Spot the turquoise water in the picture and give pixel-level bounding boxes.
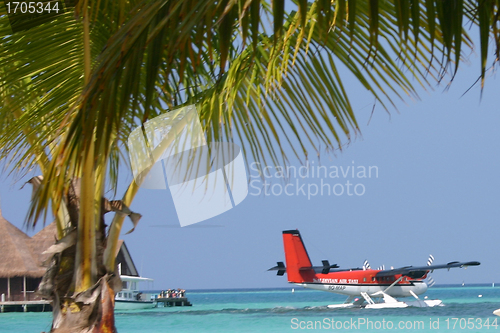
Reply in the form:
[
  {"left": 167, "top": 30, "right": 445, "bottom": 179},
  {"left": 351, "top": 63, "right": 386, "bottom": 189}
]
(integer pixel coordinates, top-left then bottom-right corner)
[{"left": 3, "top": 285, "right": 500, "bottom": 332}]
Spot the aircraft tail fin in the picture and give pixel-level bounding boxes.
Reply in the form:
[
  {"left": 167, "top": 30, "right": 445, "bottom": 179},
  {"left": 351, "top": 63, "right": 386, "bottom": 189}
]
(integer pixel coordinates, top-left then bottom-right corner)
[{"left": 282, "top": 230, "right": 315, "bottom": 283}]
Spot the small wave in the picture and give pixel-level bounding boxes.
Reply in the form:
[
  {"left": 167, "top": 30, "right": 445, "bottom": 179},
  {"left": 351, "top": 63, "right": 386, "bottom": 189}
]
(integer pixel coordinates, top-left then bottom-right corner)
[
  {"left": 270, "top": 306, "right": 298, "bottom": 313},
  {"left": 116, "top": 304, "right": 360, "bottom": 318}
]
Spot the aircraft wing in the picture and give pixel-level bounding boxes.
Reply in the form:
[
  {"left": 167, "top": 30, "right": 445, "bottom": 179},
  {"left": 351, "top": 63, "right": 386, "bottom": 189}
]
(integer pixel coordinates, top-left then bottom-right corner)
[{"left": 376, "top": 261, "right": 480, "bottom": 279}]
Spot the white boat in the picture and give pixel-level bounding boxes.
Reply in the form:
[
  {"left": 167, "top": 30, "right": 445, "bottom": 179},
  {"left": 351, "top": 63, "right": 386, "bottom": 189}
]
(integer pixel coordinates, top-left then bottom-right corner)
[{"left": 115, "top": 275, "right": 156, "bottom": 310}]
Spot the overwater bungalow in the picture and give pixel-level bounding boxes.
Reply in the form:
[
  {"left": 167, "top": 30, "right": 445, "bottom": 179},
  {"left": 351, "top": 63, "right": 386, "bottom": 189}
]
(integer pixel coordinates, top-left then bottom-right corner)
[
  {"left": 0, "top": 208, "right": 46, "bottom": 303},
  {"left": 0, "top": 208, "right": 154, "bottom": 311}
]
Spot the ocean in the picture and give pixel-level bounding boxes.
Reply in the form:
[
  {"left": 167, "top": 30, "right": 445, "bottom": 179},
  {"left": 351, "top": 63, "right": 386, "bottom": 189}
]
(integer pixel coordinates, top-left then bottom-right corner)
[{"left": 2, "top": 285, "right": 500, "bottom": 332}]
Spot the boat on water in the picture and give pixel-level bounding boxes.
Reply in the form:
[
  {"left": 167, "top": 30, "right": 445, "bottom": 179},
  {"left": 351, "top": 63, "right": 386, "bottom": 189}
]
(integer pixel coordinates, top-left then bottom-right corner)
[{"left": 115, "top": 275, "right": 155, "bottom": 310}]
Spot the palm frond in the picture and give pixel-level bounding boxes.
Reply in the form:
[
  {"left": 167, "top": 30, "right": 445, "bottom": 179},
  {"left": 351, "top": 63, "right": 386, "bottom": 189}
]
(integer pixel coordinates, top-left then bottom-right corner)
[{"left": 0, "top": 0, "right": 499, "bottom": 241}]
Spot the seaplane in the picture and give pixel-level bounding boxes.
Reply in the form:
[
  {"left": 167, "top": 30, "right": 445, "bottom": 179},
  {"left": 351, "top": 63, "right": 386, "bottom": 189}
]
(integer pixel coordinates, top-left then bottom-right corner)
[{"left": 269, "top": 230, "right": 480, "bottom": 309}]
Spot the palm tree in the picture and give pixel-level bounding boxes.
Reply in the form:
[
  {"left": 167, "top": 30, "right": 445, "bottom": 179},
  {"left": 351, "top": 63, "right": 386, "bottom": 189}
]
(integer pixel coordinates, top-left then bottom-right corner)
[{"left": 1, "top": 1, "right": 499, "bottom": 332}]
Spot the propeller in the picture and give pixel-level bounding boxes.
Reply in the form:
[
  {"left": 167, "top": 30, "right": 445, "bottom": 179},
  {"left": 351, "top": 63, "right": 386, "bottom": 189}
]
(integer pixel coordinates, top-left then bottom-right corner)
[
  {"left": 427, "top": 276, "right": 436, "bottom": 287},
  {"left": 425, "top": 254, "right": 436, "bottom": 287}
]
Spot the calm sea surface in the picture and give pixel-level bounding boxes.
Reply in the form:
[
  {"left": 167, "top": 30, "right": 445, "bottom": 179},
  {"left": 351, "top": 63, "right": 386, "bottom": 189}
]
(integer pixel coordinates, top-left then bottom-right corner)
[{"left": 3, "top": 285, "right": 500, "bottom": 332}]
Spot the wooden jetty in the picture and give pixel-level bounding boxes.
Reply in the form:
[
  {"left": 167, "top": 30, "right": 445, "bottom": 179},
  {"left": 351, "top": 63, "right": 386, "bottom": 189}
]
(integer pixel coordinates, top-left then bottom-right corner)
[
  {"left": 155, "top": 297, "right": 192, "bottom": 307},
  {"left": 0, "top": 300, "right": 52, "bottom": 312}
]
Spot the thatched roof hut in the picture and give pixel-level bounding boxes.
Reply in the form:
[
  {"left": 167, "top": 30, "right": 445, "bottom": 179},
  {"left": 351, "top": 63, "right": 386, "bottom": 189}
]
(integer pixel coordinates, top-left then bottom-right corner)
[
  {"left": 0, "top": 209, "right": 45, "bottom": 278},
  {"left": 0, "top": 209, "right": 139, "bottom": 302},
  {"left": 30, "top": 221, "right": 58, "bottom": 267}
]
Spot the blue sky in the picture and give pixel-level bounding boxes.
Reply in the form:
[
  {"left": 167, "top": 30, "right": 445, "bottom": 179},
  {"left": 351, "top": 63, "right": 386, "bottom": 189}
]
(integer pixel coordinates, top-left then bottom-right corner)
[{"left": 1, "top": 37, "right": 499, "bottom": 291}]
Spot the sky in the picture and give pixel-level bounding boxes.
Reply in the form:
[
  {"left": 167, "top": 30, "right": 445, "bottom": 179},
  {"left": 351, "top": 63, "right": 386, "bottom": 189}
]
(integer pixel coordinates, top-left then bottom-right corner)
[{"left": 1, "top": 35, "right": 499, "bottom": 292}]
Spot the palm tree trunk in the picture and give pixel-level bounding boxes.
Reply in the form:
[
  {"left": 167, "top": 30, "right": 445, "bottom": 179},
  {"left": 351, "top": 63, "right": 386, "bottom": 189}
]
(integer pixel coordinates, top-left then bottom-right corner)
[
  {"left": 37, "top": 181, "right": 121, "bottom": 333},
  {"left": 50, "top": 274, "right": 117, "bottom": 333}
]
